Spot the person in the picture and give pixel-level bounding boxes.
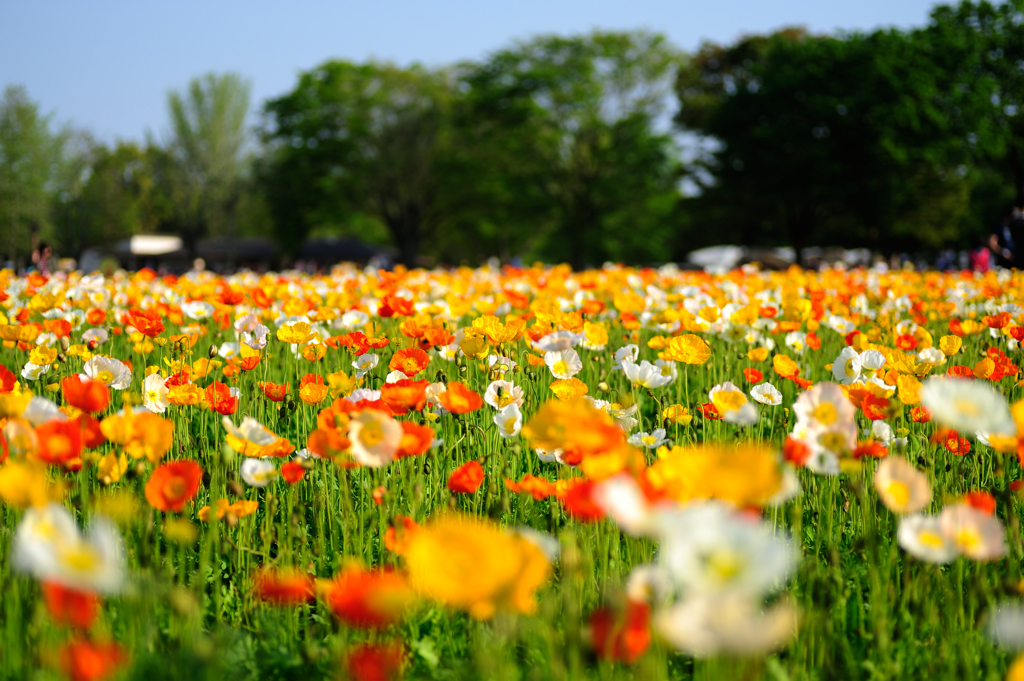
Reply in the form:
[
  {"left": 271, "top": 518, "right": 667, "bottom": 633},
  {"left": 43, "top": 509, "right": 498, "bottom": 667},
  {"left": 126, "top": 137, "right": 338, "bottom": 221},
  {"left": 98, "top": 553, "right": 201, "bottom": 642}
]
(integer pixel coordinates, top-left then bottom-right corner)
[
  {"left": 991, "top": 206, "right": 1016, "bottom": 267},
  {"left": 31, "top": 241, "right": 53, "bottom": 277},
  {"left": 970, "top": 235, "right": 992, "bottom": 273}
]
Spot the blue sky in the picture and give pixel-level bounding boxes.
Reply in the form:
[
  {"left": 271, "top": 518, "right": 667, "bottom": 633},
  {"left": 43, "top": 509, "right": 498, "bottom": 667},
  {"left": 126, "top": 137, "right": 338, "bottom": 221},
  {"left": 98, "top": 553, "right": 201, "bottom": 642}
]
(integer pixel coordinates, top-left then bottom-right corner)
[{"left": 2, "top": 0, "right": 941, "bottom": 143}]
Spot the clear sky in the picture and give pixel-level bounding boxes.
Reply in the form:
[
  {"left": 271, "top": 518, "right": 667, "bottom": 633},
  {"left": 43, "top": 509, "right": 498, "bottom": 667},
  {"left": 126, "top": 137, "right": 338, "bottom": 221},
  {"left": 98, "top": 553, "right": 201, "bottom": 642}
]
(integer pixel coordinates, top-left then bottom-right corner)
[{"left": 2, "top": 0, "right": 941, "bottom": 144}]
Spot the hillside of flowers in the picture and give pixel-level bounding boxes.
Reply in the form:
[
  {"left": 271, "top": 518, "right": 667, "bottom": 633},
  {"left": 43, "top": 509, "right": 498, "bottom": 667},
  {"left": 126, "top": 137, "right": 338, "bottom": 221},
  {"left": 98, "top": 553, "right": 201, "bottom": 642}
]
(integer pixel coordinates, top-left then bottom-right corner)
[{"left": 4, "top": 262, "right": 1024, "bottom": 680}]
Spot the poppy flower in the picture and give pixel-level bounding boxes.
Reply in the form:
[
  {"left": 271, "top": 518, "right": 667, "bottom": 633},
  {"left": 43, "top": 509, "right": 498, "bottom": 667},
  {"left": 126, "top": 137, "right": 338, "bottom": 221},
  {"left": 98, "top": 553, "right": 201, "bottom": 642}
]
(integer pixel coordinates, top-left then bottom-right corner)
[
  {"left": 62, "top": 375, "right": 110, "bottom": 413},
  {"left": 380, "top": 379, "right": 429, "bottom": 415},
  {"left": 385, "top": 516, "right": 419, "bottom": 554},
  {"left": 438, "top": 382, "right": 483, "bottom": 414},
  {"left": 253, "top": 568, "right": 315, "bottom": 605},
  {"left": 299, "top": 374, "right": 329, "bottom": 405},
  {"left": 36, "top": 421, "right": 83, "bottom": 465},
  {"left": 561, "top": 479, "right": 604, "bottom": 522},
  {"left": 324, "top": 565, "right": 416, "bottom": 629},
  {"left": 0, "top": 364, "right": 15, "bottom": 393},
  {"left": 259, "top": 381, "right": 290, "bottom": 402},
  {"left": 782, "top": 437, "right": 810, "bottom": 467},
  {"left": 743, "top": 368, "right": 763, "bottom": 383},
  {"left": 72, "top": 413, "right": 106, "bottom": 449},
  {"left": 396, "top": 422, "right": 434, "bottom": 458},
  {"left": 698, "top": 402, "right": 721, "bottom": 420},
  {"left": 145, "top": 460, "right": 203, "bottom": 512},
  {"left": 963, "top": 490, "right": 996, "bottom": 515},
  {"left": 379, "top": 293, "right": 415, "bottom": 317},
  {"left": 85, "top": 309, "right": 106, "bottom": 325},
  {"left": 447, "top": 460, "right": 485, "bottom": 494},
  {"left": 42, "top": 581, "right": 99, "bottom": 629},
  {"left": 123, "top": 308, "right": 164, "bottom": 337},
  {"left": 345, "top": 642, "right": 405, "bottom": 681},
  {"left": 59, "top": 639, "right": 127, "bottom": 681},
  {"left": 589, "top": 599, "right": 651, "bottom": 664},
  {"left": 389, "top": 348, "right": 430, "bottom": 377},
  {"left": 280, "top": 460, "right": 306, "bottom": 484},
  {"left": 205, "top": 381, "right": 238, "bottom": 415},
  {"left": 909, "top": 406, "right": 932, "bottom": 423}
]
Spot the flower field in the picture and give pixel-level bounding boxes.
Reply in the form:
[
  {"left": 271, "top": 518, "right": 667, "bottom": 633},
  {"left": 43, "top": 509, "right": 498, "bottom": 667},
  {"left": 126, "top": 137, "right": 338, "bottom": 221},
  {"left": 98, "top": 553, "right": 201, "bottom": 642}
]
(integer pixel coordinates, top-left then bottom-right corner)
[{"left": 4, "top": 263, "right": 1024, "bottom": 680}]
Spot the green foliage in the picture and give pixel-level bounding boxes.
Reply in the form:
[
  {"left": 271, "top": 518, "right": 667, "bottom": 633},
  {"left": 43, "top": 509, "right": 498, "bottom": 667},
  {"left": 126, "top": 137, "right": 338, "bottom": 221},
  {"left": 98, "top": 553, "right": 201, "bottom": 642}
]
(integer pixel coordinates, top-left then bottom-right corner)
[{"left": 0, "top": 85, "right": 64, "bottom": 264}]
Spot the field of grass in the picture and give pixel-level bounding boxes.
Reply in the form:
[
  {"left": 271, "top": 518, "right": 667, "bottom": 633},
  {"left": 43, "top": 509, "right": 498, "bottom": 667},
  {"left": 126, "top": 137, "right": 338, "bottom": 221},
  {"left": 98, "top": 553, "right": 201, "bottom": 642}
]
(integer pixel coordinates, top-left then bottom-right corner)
[{"left": 1, "top": 263, "right": 1024, "bottom": 681}]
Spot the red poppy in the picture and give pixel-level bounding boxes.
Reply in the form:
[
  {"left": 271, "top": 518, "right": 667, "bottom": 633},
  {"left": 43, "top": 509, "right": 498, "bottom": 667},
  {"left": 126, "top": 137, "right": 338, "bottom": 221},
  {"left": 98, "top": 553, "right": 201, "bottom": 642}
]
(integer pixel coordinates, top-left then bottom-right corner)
[
  {"left": 253, "top": 568, "right": 315, "bottom": 605},
  {"left": 589, "top": 599, "right": 651, "bottom": 664},
  {"left": 844, "top": 330, "right": 861, "bottom": 346},
  {"left": 698, "top": 402, "right": 721, "bottom": 420},
  {"left": 0, "top": 364, "right": 16, "bottom": 393},
  {"left": 72, "top": 413, "right": 105, "bottom": 449},
  {"left": 946, "top": 365, "right": 974, "bottom": 378},
  {"left": 324, "top": 566, "right": 414, "bottom": 629},
  {"left": 438, "top": 382, "right": 483, "bottom": 414},
  {"left": 144, "top": 461, "right": 203, "bottom": 512},
  {"left": 42, "top": 582, "right": 99, "bottom": 629},
  {"left": 782, "top": 437, "right": 810, "bottom": 467},
  {"left": 85, "top": 309, "right": 106, "bottom": 326},
  {"left": 62, "top": 375, "right": 110, "bottom": 413},
  {"left": 942, "top": 432, "right": 971, "bottom": 455},
  {"left": 742, "top": 368, "right": 763, "bottom": 383},
  {"left": 963, "top": 490, "right": 996, "bottom": 515},
  {"left": 345, "top": 642, "right": 405, "bottom": 681},
  {"left": 983, "top": 312, "right": 1012, "bottom": 329},
  {"left": 447, "top": 460, "right": 485, "bottom": 494},
  {"left": 852, "top": 440, "right": 888, "bottom": 459},
  {"left": 205, "top": 381, "right": 238, "bottom": 415},
  {"left": 379, "top": 294, "right": 415, "bottom": 317},
  {"left": 217, "top": 289, "right": 245, "bottom": 306},
  {"left": 561, "top": 479, "right": 604, "bottom": 522},
  {"left": 806, "top": 332, "right": 821, "bottom": 350},
  {"left": 43, "top": 318, "right": 72, "bottom": 339},
  {"left": 280, "top": 460, "right": 306, "bottom": 484},
  {"left": 506, "top": 475, "right": 558, "bottom": 501},
  {"left": 59, "top": 639, "right": 127, "bottom": 681}
]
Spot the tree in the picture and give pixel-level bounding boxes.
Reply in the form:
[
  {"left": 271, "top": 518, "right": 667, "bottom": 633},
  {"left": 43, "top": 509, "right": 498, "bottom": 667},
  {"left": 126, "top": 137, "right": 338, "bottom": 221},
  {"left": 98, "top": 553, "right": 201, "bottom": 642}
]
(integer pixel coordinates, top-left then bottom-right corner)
[
  {"left": 674, "top": 28, "right": 977, "bottom": 255},
  {"left": 455, "top": 31, "right": 684, "bottom": 267},
  {"left": 261, "top": 61, "right": 451, "bottom": 266},
  {"left": 0, "top": 85, "right": 62, "bottom": 265},
  {"left": 166, "top": 72, "right": 252, "bottom": 255},
  {"left": 923, "top": 1, "right": 1024, "bottom": 206}
]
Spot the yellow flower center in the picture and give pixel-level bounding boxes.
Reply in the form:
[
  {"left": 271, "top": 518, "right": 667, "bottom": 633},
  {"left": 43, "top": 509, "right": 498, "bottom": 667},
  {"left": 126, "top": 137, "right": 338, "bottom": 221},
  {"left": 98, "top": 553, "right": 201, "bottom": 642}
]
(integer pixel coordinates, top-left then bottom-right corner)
[
  {"left": 844, "top": 358, "right": 858, "bottom": 377},
  {"left": 552, "top": 360, "right": 568, "bottom": 375},
  {"left": 361, "top": 420, "right": 384, "bottom": 447},
  {"left": 504, "top": 417, "right": 518, "bottom": 432},
  {"left": 705, "top": 549, "right": 744, "bottom": 582},
  {"left": 918, "top": 530, "right": 945, "bottom": 548},
  {"left": 954, "top": 527, "right": 982, "bottom": 552},
  {"left": 60, "top": 546, "right": 99, "bottom": 572},
  {"left": 885, "top": 481, "right": 910, "bottom": 508},
  {"left": 97, "top": 370, "right": 114, "bottom": 384},
  {"left": 953, "top": 399, "right": 981, "bottom": 418},
  {"left": 818, "top": 430, "right": 847, "bottom": 453},
  {"left": 812, "top": 402, "right": 838, "bottom": 425}
]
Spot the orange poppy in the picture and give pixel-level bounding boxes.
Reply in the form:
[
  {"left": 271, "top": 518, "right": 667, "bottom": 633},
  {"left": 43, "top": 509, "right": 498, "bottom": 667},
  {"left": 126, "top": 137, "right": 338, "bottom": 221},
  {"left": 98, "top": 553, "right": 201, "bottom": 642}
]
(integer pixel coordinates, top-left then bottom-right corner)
[
  {"left": 122, "top": 308, "right": 164, "bottom": 337},
  {"left": 253, "top": 568, "right": 314, "bottom": 605},
  {"left": 384, "top": 516, "right": 419, "bottom": 555},
  {"left": 380, "top": 379, "right": 428, "bottom": 415},
  {"left": 782, "top": 437, "right": 810, "bottom": 467},
  {"left": 439, "top": 382, "right": 483, "bottom": 414},
  {"left": 396, "top": 422, "right": 433, "bottom": 458},
  {"left": 42, "top": 581, "right": 99, "bottom": 629},
  {"left": 910, "top": 406, "right": 933, "bottom": 423},
  {"left": 505, "top": 475, "right": 558, "bottom": 501},
  {"left": 85, "top": 309, "right": 106, "bottom": 325},
  {"left": 388, "top": 348, "right": 431, "bottom": 377},
  {"left": 144, "top": 460, "right": 203, "bottom": 512},
  {"left": 447, "top": 460, "right": 485, "bottom": 494},
  {"left": 43, "top": 318, "right": 72, "bottom": 338},
  {"left": 379, "top": 294, "right": 415, "bottom": 317},
  {"left": 36, "top": 421, "right": 83, "bottom": 465},
  {"left": 259, "top": 381, "right": 290, "bottom": 402},
  {"left": 62, "top": 375, "right": 110, "bottom": 413}
]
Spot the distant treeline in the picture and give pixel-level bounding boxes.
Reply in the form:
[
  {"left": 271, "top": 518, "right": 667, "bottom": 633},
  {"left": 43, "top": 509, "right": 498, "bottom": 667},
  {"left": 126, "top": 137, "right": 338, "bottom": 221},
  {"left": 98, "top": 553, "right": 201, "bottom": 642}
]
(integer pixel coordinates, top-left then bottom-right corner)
[{"left": 2, "top": 0, "right": 1022, "bottom": 268}]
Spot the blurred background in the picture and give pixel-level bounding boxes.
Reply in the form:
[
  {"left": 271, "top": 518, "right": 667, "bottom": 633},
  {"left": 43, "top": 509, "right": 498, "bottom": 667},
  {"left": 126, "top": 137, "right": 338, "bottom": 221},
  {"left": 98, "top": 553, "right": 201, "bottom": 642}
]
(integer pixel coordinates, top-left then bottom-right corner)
[{"left": 1, "top": 0, "right": 1021, "bottom": 273}]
